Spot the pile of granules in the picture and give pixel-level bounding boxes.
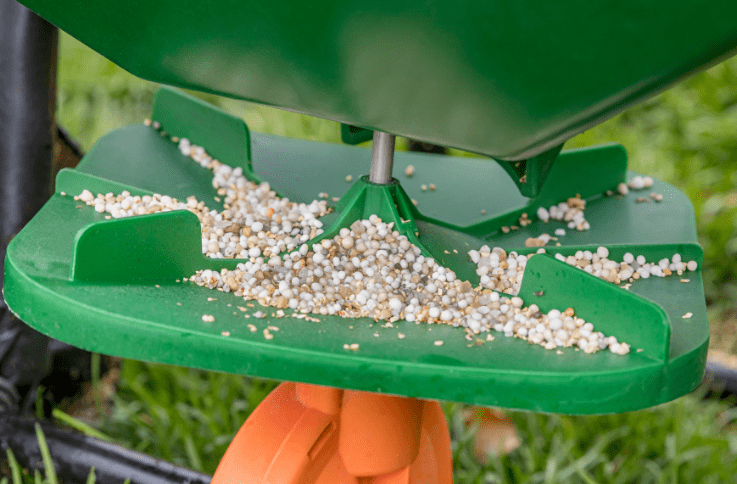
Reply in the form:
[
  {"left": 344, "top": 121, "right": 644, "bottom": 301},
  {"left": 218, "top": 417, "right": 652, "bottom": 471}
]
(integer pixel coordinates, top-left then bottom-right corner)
[
  {"left": 190, "top": 215, "right": 630, "bottom": 354},
  {"left": 75, "top": 136, "right": 330, "bottom": 260}
]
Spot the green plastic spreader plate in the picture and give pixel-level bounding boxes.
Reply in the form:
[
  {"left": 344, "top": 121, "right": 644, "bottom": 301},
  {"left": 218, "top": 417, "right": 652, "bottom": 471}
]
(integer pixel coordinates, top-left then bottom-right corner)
[
  {"left": 3, "top": 92, "right": 707, "bottom": 414},
  {"left": 18, "top": 0, "right": 737, "bottom": 160}
]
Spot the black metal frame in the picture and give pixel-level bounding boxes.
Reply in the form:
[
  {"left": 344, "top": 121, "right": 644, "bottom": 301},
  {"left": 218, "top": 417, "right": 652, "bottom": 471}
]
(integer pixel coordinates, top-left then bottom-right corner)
[{"left": 0, "top": 0, "right": 57, "bottom": 415}]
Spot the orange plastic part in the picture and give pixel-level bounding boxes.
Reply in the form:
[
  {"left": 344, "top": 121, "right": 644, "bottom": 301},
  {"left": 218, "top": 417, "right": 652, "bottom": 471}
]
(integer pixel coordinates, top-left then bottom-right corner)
[{"left": 212, "top": 382, "right": 452, "bottom": 484}]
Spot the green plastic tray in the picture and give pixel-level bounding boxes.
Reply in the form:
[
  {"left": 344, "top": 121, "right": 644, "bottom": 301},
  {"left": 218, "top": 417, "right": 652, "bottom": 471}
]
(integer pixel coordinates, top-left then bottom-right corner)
[{"left": 3, "top": 90, "right": 707, "bottom": 414}]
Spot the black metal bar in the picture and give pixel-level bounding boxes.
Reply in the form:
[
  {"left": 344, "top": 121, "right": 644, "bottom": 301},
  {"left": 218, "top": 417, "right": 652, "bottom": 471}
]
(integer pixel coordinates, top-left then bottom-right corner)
[
  {"left": 0, "top": 414, "right": 212, "bottom": 484},
  {"left": 704, "top": 361, "right": 737, "bottom": 397},
  {"left": 0, "top": 0, "right": 58, "bottom": 413}
]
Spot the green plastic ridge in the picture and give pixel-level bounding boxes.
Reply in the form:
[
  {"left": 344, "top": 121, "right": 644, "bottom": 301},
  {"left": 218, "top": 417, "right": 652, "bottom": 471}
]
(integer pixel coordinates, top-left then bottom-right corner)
[
  {"left": 519, "top": 254, "right": 670, "bottom": 362},
  {"left": 56, "top": 169, "right": 154, "bottom": 198},
  {"left": 72, "top": 210, "right": 205, "bottom": 283},
  {"left": 152, "top": 87, "right": 263, "bottom": 186},
  {"left": 458, "top": 144, "right": 628, "bottom": 237}
]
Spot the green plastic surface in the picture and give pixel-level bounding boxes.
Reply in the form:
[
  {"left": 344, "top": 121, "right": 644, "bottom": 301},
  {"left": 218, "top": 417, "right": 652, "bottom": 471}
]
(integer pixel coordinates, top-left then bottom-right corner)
[
  {"left": 3, "top": 90, "right": 708, "bottom": 414},
  {"left": 17, "top": 0, "right": 737, "bottom": 160}
]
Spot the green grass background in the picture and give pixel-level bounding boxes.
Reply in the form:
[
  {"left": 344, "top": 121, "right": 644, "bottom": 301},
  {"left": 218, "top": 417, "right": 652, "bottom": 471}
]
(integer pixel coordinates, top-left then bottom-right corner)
[{"left": 29, "top": 32, "right": 737, "bottom": 482}]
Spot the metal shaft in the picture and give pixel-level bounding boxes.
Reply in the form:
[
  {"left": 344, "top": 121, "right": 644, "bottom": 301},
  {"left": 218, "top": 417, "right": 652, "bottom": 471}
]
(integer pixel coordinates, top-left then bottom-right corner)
[{"left": 369, "top": 131, "right": 396, "bottom": 184}]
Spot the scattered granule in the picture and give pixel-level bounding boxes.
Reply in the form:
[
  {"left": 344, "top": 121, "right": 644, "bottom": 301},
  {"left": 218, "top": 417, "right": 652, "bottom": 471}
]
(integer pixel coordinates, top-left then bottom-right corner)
[
  {"left": 628, "top": 175, "right": 654, "bottom": 190},
  {"left": 681, "top": 279, "right": 690, "bottom": 283},
  {"left": 345, "top": 175, "right": 353, "bottom": 182},
  {"left": 267, "top": 325, "right": 280, "bottom": 331},
  {"left": 207, "top": 297, "right": 218, "bottom": 301},
  {"left": 525, "top": 237, "right": 547, "bottom": 248},
  {"left": 398, "top": 333, "right": 405, "bottom": 339},
  {"left": 683, "top": 312, "right": 693, "bottom": 319},
  {"left": 518, "top": 213, "right": 531, "bottom": 227},
  {"left": 202, "top": 314, "right": 215, "bottom": 322},
  {"left": 221, "top": 331, "right": 231, "bottom": 337},
  {"left": 404, "top": 165, "right": 415, "bottom": 177},
  {"left": 248, "top": 324, "right": 257, "bottom": 332},
  {"left": 429, "top": 184, "right": 437, "bottom": 191},
  {"left": 434, "top": 340, "right": 444, "bottom": 346}
]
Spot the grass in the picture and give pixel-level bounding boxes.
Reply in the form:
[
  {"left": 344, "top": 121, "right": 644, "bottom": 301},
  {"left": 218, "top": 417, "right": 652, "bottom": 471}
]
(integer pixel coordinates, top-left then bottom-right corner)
[
  {"left": 9, "top": 375, "right": 737, "bottom": 483},
  {"left": 15, "top": 32, "right": 733, "bottom": 483},
  {"left": 2, "top": 424, "right": 96, "bottom": 484}
]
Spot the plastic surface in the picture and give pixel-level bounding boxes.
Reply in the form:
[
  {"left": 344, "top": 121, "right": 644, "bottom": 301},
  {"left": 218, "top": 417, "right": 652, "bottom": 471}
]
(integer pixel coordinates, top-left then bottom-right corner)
[
  {"left": 3, "top": 90, "right": 708, "bottom": 414},
  {"left": 16, "top": 0, "right": 737, "bottom": 160},
  {"left": 211, "top": 382, "right": 452, "bottom": 484}
]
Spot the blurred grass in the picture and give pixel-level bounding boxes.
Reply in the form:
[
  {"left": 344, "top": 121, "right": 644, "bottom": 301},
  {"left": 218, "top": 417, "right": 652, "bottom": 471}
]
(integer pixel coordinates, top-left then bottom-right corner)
[{"left": 53, "top": 32, "right": 737, "bottom": 482}]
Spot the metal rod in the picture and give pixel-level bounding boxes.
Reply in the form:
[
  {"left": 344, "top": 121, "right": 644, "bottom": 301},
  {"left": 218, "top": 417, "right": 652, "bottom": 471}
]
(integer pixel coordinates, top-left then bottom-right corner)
[{"left": 369, "top": 131, "right": 396, "bottom": 184}]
